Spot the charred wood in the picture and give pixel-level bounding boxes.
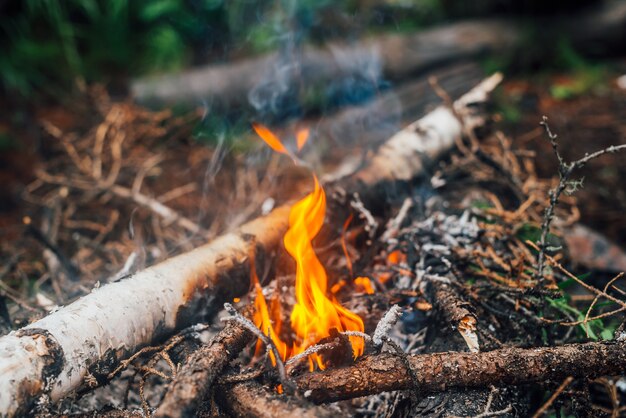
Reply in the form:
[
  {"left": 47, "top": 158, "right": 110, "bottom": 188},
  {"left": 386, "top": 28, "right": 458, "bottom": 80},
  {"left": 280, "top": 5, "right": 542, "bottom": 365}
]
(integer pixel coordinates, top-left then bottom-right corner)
[
  {"left": 425, "top": 276, "right": 479, "bottom": 352},
  {"left": 154, "top": 308, "right": 255, "bottom": 418}
]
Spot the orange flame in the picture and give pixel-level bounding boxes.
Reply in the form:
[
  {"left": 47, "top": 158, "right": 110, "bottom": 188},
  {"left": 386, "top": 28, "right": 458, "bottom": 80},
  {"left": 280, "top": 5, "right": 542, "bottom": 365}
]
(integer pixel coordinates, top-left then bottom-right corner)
[
  {"left": 287, "top": 176, "right": 365, "bottom": 369},
  {"left": 296, "top": 128, "right": 310, "bottom": 151},
  {"left": 250, "top": 251, "right": 286, "bottom": 366},
  {"left": 252, "top": 123, "right": 311, "bottom": 158},
  {"left": 341, "top": 214, "right": 354, "bottom": 277},
  {"left": 252, "top": 124, "right": 364, "bottom": 371},
  {"left": 252, "top": 123, "right": 289, "bottom": 155}
]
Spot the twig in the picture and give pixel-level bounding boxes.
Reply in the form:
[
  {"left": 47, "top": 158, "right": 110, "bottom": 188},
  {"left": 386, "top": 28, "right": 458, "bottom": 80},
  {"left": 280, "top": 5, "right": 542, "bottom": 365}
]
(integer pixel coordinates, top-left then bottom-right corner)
[
  {"left": 535, "top": 116, "right": 626, "bottom": 283},
  {"left": 110, "top": 185, "right": 202, "bottom": 234},
  {"left": 221, "top": 303, "right": 292, "bottom": 393},
  {"left": 380, "top": 198, "right": 413, "bottom": 242},
  {"left": 372, "top": 305, "right": 403, "bottom": 347},
  {"left": 528, "top": 241, "right": 626, "bottom": 310},
  {"left": 531, "top": 376, "right": 574, "bottom": 418},
  {"left": 350, "top": 193, "right": 378, "bottom": 242}
]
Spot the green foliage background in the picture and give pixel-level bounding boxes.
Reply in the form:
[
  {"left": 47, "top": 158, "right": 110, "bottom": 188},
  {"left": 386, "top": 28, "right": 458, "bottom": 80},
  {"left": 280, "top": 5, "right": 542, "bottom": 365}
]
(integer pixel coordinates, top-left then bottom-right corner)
[
  {"left": 0, "top": 0, "right": 228, "bottom": 96},
  {"left": 0, "top": 0, "right": 448, "bottom": 98}
]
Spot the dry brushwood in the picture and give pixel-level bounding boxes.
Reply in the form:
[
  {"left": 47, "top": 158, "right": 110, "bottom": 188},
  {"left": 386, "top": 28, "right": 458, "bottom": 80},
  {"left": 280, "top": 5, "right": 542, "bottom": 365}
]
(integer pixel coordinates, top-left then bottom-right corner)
[
  {"left": 0, "top": 74, "right": 502, "bottom": 417},
  {"left": 535, "top": 116, "right": 626, "bottom": 283},
  {"left": 295, "top": 341, "right": 626, "bottom": 403}
]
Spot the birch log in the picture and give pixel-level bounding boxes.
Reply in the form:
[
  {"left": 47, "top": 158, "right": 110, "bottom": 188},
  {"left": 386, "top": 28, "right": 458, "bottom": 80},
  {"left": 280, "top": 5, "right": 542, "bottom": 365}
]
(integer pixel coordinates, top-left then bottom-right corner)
[
  {"left": 0, "top": 207, "right": 290, "bottom": 417},
  {"left": 0, "top": 74, "right": 501, "bottom": 417}
]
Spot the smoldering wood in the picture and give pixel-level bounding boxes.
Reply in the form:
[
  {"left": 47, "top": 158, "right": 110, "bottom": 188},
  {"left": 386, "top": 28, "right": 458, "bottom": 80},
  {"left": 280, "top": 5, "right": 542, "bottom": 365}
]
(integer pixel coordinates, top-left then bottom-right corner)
[
  {"left": 132, "top": 2, "right": 626, "bottom": 109},
  {"left": 295, "top": 341, "right": 626, "bottom": 403},
  {"left": 154, "top": 307, "right": 255, "bottom": 418},
  {"left": 0, "top": 75, "right": 502, "bottom": 417},
  {"left": 158, "top": 306, "right": 341, "bottom": 418},
  {"left": 218, "top": 381, "right": 342, "bottom": 418}
]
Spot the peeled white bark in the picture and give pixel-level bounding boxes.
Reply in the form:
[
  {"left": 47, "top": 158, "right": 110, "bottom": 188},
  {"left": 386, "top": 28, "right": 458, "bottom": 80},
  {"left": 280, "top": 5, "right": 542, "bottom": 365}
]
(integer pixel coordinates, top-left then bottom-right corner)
[
  {"left": 0, "top": 74, "right": 501, "bottom": 417},
  {"left": 350, "top": 72, "right": 502, "bottom": 187}
]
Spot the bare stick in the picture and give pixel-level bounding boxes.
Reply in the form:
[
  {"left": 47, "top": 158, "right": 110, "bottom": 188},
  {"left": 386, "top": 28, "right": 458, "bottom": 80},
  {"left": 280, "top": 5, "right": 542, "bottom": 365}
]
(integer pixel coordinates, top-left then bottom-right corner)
[
  {"left": 535, "top": 116, "right": 626, "bottom": 282},
  {"left": 531, "top": 376, "right": 574, "bottom": 418}
]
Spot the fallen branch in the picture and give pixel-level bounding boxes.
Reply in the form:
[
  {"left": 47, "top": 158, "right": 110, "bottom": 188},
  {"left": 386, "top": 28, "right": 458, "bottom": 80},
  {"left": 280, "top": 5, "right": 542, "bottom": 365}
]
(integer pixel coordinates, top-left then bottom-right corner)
[
  {"left": 295, "top": 341, "right": 626, "bottom": 403},
  {"left": 344, "top": 73, "right": 502, "bottom": 192},
  {"left": 0, "top": 75, "right": 502, "bottom": 417},
  {"left": 132, "top": 2, "right": 626, "bottom": 109},
  {"left": 131, "top": 21, "right": 513, "bottom": 109},
  {"left": 154, "top": 307, "right": 254, "bottom": 418}
]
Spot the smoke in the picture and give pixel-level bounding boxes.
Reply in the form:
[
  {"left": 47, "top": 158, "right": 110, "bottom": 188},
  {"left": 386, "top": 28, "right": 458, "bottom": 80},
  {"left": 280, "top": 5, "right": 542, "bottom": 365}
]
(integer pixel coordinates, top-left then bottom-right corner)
[{"left": 247, "top": 5, "right": 388, "bottom": 126}]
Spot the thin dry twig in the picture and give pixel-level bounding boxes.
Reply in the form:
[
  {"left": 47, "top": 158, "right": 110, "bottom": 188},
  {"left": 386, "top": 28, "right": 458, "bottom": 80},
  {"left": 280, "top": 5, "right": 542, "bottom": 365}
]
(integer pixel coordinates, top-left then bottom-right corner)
[
  {"left": 531, "top": 376, "right": 574, "bottom": 418},
  {"left": 221, "top": 303, "right": 292, "bottom": 392},
  {"left": 535, "top": 116, "right": 626, "bottom": 283}
]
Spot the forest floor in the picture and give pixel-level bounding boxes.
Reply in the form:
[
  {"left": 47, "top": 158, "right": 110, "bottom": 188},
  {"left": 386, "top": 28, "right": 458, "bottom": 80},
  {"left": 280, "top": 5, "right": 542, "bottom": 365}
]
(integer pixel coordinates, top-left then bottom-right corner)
[{"left": 1, "top": 66, "right": 626, "bottom": 416}]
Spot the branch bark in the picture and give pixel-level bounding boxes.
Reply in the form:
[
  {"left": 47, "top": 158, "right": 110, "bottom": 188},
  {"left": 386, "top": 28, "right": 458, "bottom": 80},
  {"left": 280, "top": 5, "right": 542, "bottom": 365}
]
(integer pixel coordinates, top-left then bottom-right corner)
[
  {"left": 295, "top": 341, "right": 626, "bottom": 403},
  {"left": 0, "top": 75, "right": 502, "bottom": 417}
]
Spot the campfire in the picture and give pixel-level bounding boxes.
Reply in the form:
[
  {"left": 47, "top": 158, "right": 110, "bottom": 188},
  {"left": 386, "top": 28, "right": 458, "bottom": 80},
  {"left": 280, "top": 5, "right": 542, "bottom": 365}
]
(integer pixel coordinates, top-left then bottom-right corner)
[
  {"left": 2, "top": 9, "right": 626, "bottom": 413},
  {"left": 251, "top": 123, "right": 365, "bottom": 374}
]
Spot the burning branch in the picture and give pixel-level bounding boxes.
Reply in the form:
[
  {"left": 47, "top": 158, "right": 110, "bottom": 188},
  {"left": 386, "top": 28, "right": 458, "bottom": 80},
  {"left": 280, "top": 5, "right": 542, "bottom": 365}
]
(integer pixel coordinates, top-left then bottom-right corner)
[{"left": 0, "top": 207, "right": 290, "bottom": 417}]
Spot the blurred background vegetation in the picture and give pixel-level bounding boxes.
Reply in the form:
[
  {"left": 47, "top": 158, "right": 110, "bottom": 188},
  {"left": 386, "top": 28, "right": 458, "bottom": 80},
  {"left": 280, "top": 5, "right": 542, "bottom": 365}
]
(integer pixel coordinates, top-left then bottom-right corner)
[{"left": 0, "top": 0, "right": 599, "bottom": 101}]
